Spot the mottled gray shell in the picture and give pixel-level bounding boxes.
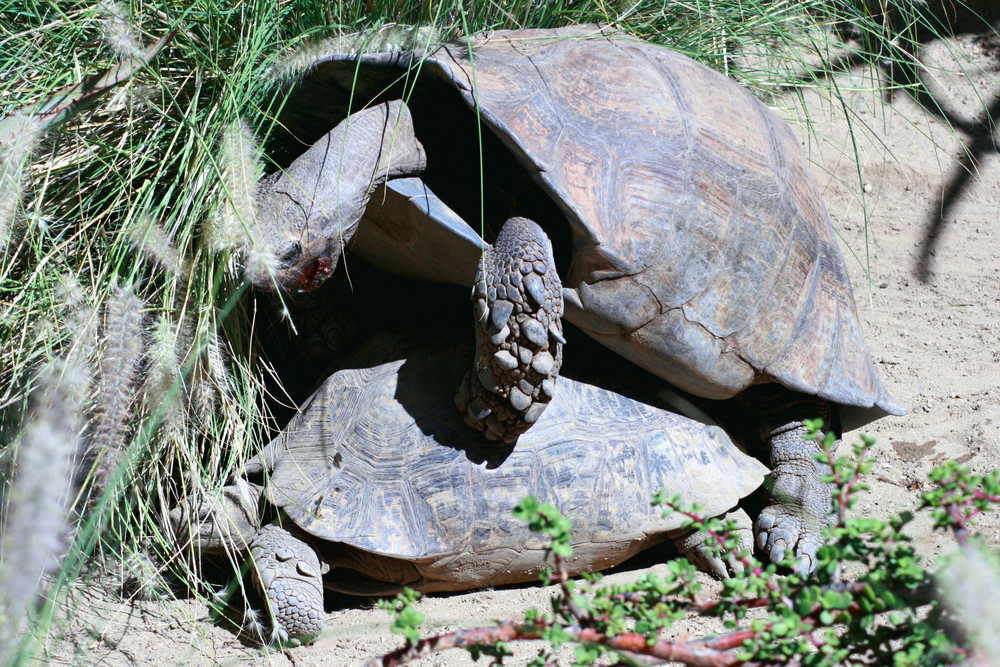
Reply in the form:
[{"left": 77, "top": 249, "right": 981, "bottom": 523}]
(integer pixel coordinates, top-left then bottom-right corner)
[
  {"left": 276, "top": 25, "right": 903, "bottom": 430},
  {"left": 252, "top": 333, "right": 765, "bottom": 590}
]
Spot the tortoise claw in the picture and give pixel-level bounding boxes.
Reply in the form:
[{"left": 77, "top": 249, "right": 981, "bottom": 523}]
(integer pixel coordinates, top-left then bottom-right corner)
[{"left": 674, "top": 508, "right": 753, "bottom": 579}]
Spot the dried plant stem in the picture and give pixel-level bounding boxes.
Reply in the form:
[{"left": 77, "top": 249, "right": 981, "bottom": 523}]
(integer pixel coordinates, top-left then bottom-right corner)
[{"left": 362, "top": 621, "right": 756, "bottom": 667}]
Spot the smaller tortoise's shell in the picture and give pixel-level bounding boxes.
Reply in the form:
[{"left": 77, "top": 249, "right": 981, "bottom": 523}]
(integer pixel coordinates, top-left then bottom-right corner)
[
  {"left": 253, "top": 332, "right": 765, "bottom": 591},
  {"left": 276, "top": 25, "right": 903, "bottom": 430}
]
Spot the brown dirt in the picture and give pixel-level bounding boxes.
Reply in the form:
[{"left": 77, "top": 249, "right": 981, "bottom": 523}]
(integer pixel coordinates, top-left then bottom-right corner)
[{"left": 47, "top": 33, "right": 1000, "bottom": 666}]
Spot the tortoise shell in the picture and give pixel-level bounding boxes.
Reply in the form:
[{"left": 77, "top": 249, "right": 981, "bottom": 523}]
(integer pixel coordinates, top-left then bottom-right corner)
[
  {"left": 251, "top": 332, "right": 766, "bottom": 592},
  {"left": 273, "top": 25, "right": 902, "bottom": 431}
]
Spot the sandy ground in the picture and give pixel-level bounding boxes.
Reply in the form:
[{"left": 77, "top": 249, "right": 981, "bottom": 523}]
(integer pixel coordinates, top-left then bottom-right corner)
[{"left": 46, "top": 31, "right": 1000, "bottom": 667}]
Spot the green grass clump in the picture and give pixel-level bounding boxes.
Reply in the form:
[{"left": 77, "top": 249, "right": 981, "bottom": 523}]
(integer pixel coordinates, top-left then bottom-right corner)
[{"left": 0, "top": 0, "right": 995, "bottom": 663}]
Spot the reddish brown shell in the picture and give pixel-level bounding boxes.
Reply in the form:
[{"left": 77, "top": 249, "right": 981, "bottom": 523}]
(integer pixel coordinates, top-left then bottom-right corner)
[{"left": 277, "top": 25, "right": 903, "bottom": 429}]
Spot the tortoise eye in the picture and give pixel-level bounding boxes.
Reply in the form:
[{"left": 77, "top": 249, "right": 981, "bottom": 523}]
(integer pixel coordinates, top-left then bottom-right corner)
[{"left": 279, "top": 240, "right": 303, "bottom": 265}]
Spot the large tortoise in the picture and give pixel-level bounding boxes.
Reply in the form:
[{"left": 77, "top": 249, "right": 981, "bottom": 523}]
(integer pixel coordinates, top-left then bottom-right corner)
[
  {"left": 247, "top": 25, "right": 904, "bottom": 570},
  {"left": 170, "top": 332, "right": 767, "bottom": 644}
]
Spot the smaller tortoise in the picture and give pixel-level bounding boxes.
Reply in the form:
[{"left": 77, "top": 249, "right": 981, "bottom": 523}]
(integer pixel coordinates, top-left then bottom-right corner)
[{"left": 170, "top": 332, "right": 766, "bottom": 645}]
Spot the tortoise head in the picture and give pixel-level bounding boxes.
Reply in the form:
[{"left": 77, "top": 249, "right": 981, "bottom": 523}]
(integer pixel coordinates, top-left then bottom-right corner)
[
  {"left": 167, "top": 478, "right": 263, "bottom": 555},
  {"left": 249, "top": 100, "right": 427, "bottom": 294},
  {"left": 248, "top": 215, "right": 347, "bottom": 294}
]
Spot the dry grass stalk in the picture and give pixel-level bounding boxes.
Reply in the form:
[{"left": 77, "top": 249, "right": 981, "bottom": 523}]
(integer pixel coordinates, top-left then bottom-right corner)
[
  {"left": 0, "top": 359, "right": 87, "bottom": 661},
  {"left": 265, "top": 24, "right": 440, "bottom": 86},
  {"left": 208, "top": 331, "right": 247, "bottom": 439},
  {"left": 83, "top": 284, "right": 144, "bottom": 500},
  {"left": 202, "top": 329, "right": 246, "bottom": 456}
]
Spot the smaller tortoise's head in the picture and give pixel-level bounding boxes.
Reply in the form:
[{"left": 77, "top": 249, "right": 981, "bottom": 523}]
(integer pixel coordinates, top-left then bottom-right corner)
[
  {"left": 246, "top": 223, "right": 348, "bottom": 294},
  {"left": 167, "top": 478, "right": 264, "bottom": 555}
]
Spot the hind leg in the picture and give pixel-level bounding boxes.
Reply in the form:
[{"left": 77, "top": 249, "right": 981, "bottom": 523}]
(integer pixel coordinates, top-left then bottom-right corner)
[{"left": 754, "top": 394, "right": 837, "bottom": 574}]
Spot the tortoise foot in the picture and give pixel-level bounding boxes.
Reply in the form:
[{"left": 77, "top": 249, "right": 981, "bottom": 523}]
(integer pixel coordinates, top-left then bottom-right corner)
[
  {"left": 755, "top": 397, "right": 837, "bottom": 574},
  {"left": 674, "top": 508, "right": 753, "bottom": 578},
  {"left": 459, "top": 217, "right": 564, "bottom": 442},
  {"left": 755, "top": 498, "right": 827, "bottom": 574},
  {"left": 755, "top": 454, "right": 834, "bottom": 574},
  {"left": 250, "top": 523, "right": 325, "bottom": 645}
]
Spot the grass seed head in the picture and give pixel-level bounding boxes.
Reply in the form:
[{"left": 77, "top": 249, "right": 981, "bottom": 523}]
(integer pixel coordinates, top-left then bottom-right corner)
[
  {"left": 0, "top": 113, "right": 44, "bottom": 249},
  {"left": 131, "top": 216, "right": 187, "bottom": 279},
  {"left": 82, "top": 284, "right": 145, "bottom": 501},
  {"left": 142, "top": 314, "right": 187, "bottom": 446},
  {"left": 207, "top": 120, "right": 262, "bottom": 255},
  {"left": 98, "top": 1, "right": 144, "bottom": 60},
  {"left": 0, "top": 358, "right": 88, "bottom": 660}
]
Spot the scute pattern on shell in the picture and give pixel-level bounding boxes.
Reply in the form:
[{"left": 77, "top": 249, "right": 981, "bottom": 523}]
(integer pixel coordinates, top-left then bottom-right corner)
[
  {"left": 456, "top": 217, "right": 565, "bottom": 442},
  {"left": 257, "top": 332, "right": 766, "bottom": 591}
]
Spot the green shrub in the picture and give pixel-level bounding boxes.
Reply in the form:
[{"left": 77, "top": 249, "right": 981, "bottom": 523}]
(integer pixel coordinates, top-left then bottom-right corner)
[{"left": 372, "top": 425, "right": 1000, "bottom": 666}]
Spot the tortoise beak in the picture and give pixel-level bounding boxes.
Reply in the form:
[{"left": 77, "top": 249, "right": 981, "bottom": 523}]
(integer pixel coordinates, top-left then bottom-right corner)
[
  {"left": 245, "top": 234, "right": 339, "bottom": 293},
  {"left": 293, "top": 255, "right": 334, "bottom": 292}
]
